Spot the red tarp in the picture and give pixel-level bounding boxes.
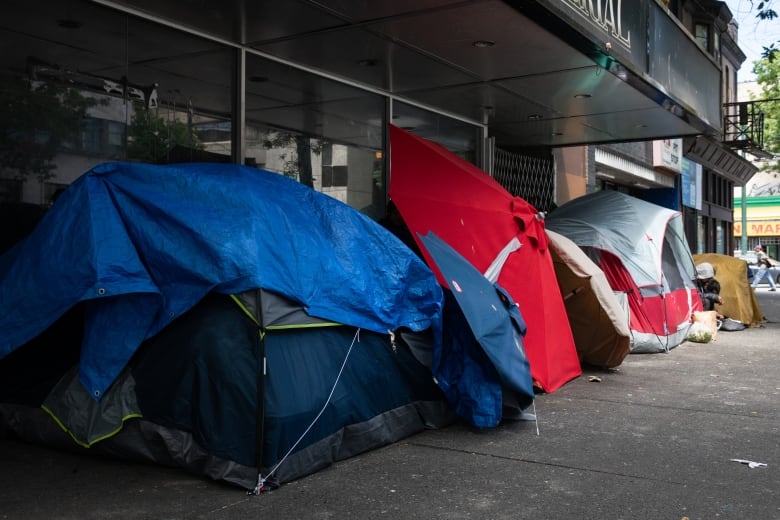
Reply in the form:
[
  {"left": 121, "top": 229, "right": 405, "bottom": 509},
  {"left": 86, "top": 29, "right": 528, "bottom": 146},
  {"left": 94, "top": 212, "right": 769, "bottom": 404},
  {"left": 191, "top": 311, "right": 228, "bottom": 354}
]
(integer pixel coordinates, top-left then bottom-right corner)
[{"left": 388, "top": 125, "right": 581, "bottom": 392}]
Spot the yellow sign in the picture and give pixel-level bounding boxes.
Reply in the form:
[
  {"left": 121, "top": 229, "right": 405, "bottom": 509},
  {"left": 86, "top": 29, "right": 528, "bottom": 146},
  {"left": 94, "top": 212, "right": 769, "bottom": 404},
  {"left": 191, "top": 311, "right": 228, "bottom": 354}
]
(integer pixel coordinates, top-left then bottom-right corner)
[{"left": 733, "top": 222, "right": 780, "bottom": 236}]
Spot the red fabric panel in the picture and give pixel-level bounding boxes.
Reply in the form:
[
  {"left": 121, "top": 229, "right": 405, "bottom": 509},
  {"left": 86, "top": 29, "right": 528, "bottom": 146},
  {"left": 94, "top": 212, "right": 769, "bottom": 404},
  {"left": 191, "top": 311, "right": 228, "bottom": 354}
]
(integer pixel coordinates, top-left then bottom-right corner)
[
  {"left": 599, "top": 252, "right": 701, "bottom": 337},
  {"left": 598, "top": 251, "right": 636, "bottom": 292},
  {"left": 598, "top": 252, "right": 652, "bottom": 333},
  {"left": 388, "top": 125, "right": 581, "bottom": 392}
]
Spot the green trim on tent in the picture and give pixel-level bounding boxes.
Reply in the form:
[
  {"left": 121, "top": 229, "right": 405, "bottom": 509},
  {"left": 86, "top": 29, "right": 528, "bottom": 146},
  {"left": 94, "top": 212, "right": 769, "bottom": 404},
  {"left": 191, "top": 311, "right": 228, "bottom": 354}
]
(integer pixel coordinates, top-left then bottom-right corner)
[
  {"left": 229, "top": 294, "right": 342, "bottom": 330},
  {"left": 267, "top": 322, "right": 343, "bottom": 330},
  {"left": 40, "top": 404, "right": 142, "bottom": 448},
  {"left": 231, "top": 294, "right": 260, "bottom": 325}
]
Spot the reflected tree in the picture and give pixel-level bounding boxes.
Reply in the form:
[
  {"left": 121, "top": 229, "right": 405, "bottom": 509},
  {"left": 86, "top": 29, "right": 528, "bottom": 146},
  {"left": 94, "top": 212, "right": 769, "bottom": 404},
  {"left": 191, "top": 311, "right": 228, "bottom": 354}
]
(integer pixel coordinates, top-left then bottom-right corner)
[
  {"left": 0, "top": 75, "right": 96, "bottom": 183},
  {"left": 127, "top": 103, "right": 202, "bottom": 163},
  {"left": 261, "top": 130, "right": 325, "bottom": 188}
]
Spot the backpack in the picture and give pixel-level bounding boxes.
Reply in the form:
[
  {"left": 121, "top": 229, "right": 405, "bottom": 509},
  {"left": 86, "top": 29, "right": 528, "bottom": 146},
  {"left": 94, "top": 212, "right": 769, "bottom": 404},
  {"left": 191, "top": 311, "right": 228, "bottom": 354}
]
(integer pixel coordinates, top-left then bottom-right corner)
[{"left": 720, "top": 318, "right": 746, "bottom": 332}]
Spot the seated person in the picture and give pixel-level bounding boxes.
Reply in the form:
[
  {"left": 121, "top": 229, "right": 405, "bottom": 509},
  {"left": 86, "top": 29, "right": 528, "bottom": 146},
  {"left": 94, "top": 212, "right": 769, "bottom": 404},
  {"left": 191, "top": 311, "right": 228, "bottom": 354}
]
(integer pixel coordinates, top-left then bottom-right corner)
[{"left": 695, "top": 262, "right": 724, "bottom": 318}]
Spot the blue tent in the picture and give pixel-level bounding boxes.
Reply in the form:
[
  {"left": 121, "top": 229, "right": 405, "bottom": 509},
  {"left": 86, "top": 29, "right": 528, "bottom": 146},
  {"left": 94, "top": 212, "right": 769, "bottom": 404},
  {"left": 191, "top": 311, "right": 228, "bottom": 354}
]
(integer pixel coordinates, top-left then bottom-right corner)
[
  {"left": 0, "top": 162, "right": 452, "bottom": 489},
  {"left": 0, "top": 162, "right": 442, "bottom": 399}
]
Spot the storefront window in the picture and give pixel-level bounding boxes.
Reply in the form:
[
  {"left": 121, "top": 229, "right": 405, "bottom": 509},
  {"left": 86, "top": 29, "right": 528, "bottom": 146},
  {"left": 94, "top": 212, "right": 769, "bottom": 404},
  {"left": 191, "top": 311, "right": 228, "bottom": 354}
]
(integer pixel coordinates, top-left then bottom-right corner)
[
  {"left": 392, "top": 101, "right": 480, "bottom": 165},
  {"left": 244, "top": 54, "right": 386, "bottom": 218},
  {"left": 0, "top": 1, "right": 233, "bottom": 205},
  {"left": 2, "top": 0, "right": 480, "bottom": 218}
]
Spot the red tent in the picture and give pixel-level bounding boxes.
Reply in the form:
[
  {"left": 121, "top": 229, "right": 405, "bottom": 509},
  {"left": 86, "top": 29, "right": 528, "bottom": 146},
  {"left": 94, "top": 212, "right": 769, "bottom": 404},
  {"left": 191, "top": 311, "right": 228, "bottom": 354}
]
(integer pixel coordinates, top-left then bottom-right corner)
[
  {"left": 546, "top": 190, "right": 702, "bottom": 353},
  {"left": 388, "top": 125, "right": 581, "bottom": 392}
]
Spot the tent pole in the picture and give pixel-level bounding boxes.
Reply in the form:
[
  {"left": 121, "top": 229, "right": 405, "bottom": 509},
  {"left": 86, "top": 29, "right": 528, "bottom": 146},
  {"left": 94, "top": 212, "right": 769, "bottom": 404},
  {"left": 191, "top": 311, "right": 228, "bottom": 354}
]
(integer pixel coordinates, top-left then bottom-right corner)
[{"left": 250, "top": 291, "right": 268, "bottom": 494}]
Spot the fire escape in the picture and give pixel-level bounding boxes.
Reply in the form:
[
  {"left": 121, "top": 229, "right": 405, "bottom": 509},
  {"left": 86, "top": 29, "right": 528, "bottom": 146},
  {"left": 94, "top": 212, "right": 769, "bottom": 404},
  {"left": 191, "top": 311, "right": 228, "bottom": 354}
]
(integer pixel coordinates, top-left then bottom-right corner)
[{"left": 722, "top": 100, "right": 776, "bottom": 160}]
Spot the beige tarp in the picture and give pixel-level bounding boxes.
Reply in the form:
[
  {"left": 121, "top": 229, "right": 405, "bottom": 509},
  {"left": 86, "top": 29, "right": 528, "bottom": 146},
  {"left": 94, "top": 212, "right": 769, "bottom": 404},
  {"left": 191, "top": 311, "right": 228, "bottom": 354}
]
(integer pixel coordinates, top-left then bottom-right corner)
[
  {"left": 693, "top": 253, "right": 764, "bottom": 328},
  {"left": 547, "top": 230, "right": 631, "bottom": 368}
]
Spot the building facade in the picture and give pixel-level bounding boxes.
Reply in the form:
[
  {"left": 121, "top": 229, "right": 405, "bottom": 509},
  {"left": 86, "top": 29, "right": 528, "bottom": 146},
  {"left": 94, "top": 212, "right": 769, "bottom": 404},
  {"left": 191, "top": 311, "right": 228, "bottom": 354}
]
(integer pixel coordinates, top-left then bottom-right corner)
[
  {"left": 549, "top": 0, "right": 758, "bottom": 256},
  {"left": 0, "top": 0, "right": 743, "bottom": 233}
]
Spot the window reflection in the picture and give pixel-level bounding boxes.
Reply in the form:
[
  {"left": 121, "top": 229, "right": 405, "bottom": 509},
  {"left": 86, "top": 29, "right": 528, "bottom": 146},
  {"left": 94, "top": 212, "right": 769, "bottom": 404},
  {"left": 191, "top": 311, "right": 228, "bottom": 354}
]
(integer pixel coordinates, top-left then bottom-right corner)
[
  {"left": 392, "top": 101, "right": 479, "bottom": 164},
  {"left": 0, "top": 2, "right": 233, "bottom": 205},
  {"left": 244, "top": 54, "right": 385, "bottom": 217},
  {"left": 0, "top": 0, "right": 482, "bottom": 221}
]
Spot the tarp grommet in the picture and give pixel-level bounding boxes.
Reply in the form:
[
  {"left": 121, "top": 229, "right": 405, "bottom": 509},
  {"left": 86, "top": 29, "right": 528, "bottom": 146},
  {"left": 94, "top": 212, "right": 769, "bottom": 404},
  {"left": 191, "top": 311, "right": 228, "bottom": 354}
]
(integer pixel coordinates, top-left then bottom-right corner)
[{"left": 97, "top": 288, "right": 106, "bottom": 295}]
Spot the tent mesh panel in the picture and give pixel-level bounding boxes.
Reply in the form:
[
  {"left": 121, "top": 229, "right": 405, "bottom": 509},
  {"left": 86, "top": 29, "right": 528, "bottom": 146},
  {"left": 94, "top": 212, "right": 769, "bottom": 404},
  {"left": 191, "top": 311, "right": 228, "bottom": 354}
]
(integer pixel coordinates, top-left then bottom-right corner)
[{"left": 493, "top": 148, "right": 555, "bottom": 213}]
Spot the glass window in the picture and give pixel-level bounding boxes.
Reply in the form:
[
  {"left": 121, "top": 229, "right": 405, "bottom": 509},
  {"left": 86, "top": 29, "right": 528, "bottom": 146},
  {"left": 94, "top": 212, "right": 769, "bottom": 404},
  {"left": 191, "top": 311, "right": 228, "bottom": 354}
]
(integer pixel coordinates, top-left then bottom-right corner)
[
  {"left": 244, "top": 54, "right": 386, "bottom": 218},
  {"left": 107, "top": 121, "right": 125, "bottom": 147},
  {"left": 123, "top": 21, "right": 233, "bottom": 165},
  {"left": 0, "top": 179, "right": 23, "bottom": 204},
  {"left": 713, "top": 30, "right": 721, "bottom": 61},
  {"left": 81, "top": 118, "right": 102, "bottom": 155},
  {"left": 716, "top": 220, "right": 725, "bottom": 254},
  {"left": 695, "top": 23, "right": 709, "bottom": 51},
  {"left": 1, "top": 2, "right": 233, "bottom": 203},
  {"left": 392, "top": 101, "right": 480, "bottom": 165},
  {"left": 3, "top": 0, "right": 484, "bottom": 221}
]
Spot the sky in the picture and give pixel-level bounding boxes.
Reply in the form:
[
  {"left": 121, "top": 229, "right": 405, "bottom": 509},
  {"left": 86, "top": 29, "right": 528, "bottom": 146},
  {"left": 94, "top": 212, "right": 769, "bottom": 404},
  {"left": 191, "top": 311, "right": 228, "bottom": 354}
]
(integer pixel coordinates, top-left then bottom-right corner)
[{"left": 724, "top": 0, "right": 780, "bottom": 82}]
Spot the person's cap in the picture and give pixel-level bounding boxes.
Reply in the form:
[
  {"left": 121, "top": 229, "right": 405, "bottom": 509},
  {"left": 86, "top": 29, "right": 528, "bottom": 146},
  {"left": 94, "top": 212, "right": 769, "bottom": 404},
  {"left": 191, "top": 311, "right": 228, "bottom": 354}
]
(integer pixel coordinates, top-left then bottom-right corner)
[{"left": 696, "top": 262, "right": 714, "bottom": 280}]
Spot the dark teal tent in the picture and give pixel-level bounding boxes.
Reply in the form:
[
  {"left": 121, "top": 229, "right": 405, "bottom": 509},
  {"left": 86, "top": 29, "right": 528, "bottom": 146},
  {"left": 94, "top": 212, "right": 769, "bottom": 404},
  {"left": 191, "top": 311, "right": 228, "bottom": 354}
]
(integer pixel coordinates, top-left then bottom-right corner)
[{"left": 0, "top": 162, "right": 451, "bottom": 490}]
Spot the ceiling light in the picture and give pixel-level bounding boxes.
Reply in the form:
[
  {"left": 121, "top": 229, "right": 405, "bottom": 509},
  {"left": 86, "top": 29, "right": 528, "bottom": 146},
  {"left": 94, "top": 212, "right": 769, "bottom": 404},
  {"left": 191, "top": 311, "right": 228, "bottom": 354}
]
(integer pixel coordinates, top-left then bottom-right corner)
[
  {"left": 599, "top": 173, "right": 616, "bottom": 180},
  {"left": 528, "top": 114, "right": 543, "bottom": 120},
  {"left": 573, "top": 93, "right": 591, "bottom": 99},
  {"left": 472, "top": 40, "right": 495, "bottom": 48}
]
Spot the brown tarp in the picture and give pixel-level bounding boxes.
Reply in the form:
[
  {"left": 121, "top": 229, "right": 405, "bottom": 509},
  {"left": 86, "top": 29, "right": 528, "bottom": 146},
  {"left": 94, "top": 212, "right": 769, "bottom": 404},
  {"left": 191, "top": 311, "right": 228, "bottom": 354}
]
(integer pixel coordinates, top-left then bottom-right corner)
[
  {"left": 693, "top": 253, "right": 764, "bottom": 328},
  {"left": 547, "top": 230, "right": 631, "bottom": 368}
]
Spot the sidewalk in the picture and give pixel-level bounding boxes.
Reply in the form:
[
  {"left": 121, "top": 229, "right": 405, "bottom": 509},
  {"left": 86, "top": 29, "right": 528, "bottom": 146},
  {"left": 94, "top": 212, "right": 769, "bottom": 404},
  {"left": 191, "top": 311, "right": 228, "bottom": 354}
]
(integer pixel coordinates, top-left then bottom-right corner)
[{"left": 2, "top": 291, "right": 779, "bottom": 520}]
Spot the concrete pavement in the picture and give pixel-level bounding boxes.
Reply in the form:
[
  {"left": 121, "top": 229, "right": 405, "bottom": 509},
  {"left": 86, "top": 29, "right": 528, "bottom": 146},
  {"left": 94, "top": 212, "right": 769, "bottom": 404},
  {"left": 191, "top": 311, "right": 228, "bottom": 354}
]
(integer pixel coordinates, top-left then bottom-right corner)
[{"left": 2, "top": 290, "right": 779, "bottom": 520}]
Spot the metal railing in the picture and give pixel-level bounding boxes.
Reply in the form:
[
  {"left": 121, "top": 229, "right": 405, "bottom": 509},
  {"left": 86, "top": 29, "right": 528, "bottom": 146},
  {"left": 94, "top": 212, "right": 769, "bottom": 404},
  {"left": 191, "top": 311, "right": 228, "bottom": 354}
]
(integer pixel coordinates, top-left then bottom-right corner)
[{"left": 723, "top": 99, "right": 776, "bottom": 160}]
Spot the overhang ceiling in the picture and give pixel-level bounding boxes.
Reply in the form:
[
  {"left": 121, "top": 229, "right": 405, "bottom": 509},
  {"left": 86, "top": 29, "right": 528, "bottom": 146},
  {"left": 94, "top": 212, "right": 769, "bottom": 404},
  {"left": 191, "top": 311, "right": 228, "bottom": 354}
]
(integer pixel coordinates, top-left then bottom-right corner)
[{"left": 2, "top": 0, "right": 710, "bottom": 151}]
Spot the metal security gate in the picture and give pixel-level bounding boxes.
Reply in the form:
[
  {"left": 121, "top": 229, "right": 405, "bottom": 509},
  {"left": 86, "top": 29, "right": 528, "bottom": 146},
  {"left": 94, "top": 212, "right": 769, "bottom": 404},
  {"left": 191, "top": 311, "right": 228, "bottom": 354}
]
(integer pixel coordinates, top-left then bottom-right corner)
[{"left": 492, "top": 147, "right": 555, "bottom": 213}]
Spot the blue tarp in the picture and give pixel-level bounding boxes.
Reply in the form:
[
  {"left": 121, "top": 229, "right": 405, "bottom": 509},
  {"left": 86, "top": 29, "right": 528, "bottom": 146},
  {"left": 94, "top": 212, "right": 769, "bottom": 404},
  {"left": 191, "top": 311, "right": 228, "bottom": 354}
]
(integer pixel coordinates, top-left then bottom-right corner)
[
  {"left": 419, "top": 232, "right": 533, "bottom": 427},
  {"left": 0, "top": 162, "right": 443, "bottom": 399}
]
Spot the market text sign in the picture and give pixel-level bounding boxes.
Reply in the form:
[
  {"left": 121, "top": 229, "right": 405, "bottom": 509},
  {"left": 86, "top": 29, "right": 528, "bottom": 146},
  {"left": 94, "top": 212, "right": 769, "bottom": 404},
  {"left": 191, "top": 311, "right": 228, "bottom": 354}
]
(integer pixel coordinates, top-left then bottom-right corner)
[
  {"left": 733, "top": 222, "right": 780, "bottom": 236},
  {"left": 563, "top": 0, "right": 631, "bottom": 49}
]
